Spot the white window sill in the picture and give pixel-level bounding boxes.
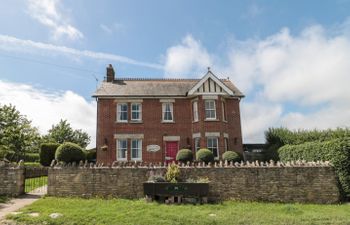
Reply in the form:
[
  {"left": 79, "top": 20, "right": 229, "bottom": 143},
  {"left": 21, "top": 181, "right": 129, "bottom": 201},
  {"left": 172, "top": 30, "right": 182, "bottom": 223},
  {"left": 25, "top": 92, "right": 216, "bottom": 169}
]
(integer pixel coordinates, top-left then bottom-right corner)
[
  {"left": 205, "top": 118, "right": 219, "bottom": 121},
  {"left": 162, "top": 121, "right": 175, "bottom": 123},
  {"left": 116, "top": 121, "right": 128, "bottom": 123},
  {"left": 130, "top": 120, "right": 143, "bottom": 123},
  {"left": 117, "top": 159, "right": 127, "bottom": 161},
  {"left": 192, "top": 120, "right": 199, "bottom": 123}
]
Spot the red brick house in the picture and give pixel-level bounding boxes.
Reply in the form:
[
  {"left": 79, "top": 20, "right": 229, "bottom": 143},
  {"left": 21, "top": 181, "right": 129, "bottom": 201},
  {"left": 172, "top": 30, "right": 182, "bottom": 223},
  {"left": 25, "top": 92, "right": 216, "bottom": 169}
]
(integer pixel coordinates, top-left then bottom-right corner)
[{"left": 93, "top": 64, "right": 244, "bottom": 164}]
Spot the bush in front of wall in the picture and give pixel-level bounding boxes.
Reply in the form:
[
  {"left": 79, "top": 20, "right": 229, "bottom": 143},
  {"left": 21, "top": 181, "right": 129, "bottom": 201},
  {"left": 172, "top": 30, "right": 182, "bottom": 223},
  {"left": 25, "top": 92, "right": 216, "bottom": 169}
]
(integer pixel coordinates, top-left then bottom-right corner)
[
  {"left": 84, "top": 148, "right": 97, "bottom": 163},
  {"left": 165, "top": 163, "right": 180, "bottom": 183},
  {"left": 196, "top": 148, "right": 214, "bottom": 163},
  {"left": 222, "top": 151, "right": 240, "bottom": 162},
  {"left": 176, "top": 149, "right": 193, "bottom": 163},
  {"left": 55, "top": 142, "right": 85, "bottom": 163},
  {"left": 40, "top": 143, "right": 60, "bottom": 166}
]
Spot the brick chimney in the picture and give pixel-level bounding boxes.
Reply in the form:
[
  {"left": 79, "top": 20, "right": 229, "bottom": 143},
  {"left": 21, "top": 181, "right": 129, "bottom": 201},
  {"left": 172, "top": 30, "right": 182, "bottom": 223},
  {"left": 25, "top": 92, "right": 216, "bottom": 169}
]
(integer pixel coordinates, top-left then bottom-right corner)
[{"left": 106, "top": 64, "right": 115, "bottom": 82}]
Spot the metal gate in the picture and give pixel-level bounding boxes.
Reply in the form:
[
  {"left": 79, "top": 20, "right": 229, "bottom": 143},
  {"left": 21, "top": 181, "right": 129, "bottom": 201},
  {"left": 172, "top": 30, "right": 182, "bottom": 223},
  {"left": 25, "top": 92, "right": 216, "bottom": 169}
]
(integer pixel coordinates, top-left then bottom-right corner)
[{"left": 24, "top": 167, "right": 48, "bottom": 194}]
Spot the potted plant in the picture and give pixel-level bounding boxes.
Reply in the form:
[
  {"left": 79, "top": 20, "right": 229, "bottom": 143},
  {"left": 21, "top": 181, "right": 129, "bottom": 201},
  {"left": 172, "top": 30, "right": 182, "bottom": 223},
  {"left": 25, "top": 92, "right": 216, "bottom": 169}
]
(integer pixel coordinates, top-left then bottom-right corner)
[{"left": 143, "top": 163, "right": 209, "bottom": 203}]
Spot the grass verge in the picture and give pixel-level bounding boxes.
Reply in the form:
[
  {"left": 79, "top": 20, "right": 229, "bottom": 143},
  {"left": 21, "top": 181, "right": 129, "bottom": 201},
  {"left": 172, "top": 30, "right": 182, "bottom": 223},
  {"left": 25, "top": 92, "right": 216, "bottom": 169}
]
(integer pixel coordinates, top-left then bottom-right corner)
[{"left": 6, "top": 197, "right": 350, "bottom": 225}]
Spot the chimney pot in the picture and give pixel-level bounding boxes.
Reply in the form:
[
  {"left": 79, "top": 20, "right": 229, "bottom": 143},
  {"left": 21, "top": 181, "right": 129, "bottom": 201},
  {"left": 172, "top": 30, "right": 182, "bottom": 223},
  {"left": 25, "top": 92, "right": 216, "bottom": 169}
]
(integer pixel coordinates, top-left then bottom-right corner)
[{"left": 106, "top": 64, "right": 115, "bottom": 82}]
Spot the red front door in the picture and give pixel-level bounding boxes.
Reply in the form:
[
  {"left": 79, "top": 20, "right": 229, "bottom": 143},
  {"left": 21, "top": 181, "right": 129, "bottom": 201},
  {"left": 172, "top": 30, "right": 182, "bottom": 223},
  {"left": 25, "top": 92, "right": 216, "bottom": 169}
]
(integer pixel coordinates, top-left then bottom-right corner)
[{"left": 165, "top": 141, "right": 178, "bottom": 163}]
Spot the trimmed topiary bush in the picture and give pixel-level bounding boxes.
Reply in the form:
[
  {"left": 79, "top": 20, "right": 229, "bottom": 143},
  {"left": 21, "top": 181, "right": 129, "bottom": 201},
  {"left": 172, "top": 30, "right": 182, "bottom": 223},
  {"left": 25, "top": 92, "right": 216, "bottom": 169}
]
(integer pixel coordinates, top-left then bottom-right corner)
[
  {"left": 278, "top": 138, "right": 350, "bottom": 196},
  {"left": 55, "top": 142, "right": 86, "bottom": 163},
  {"left": 196, "top": 148, "right": 214, "bottom": 163},
  {"left": 176, "top": 149, "right": 193, "bottom": 163},
  {"left": 85, "top": 148, "right": 97, "bottom": 162},
  {"left": 40, "top": 143, "right": 60, "bottom": 166},
  {"left": 222, "top": 151, "right": 240, "bottom": 162}
]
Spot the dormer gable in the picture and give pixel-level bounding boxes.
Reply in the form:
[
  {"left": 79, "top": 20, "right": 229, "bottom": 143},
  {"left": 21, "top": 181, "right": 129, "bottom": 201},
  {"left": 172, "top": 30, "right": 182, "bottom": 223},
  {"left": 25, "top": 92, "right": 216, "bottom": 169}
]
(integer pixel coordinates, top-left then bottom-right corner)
[{"left": 187, "top": 70, "right": 234, "bottom": 96}]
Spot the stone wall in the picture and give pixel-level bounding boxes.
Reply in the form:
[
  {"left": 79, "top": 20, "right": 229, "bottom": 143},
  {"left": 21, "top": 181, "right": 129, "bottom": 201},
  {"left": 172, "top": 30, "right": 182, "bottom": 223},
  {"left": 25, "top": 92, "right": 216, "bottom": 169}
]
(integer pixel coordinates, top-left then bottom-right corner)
[
  {"left": 48, "top": 161, "right": 341, "bottom": 203},
  {"left": 0, "top": 163, "right": 25, "bottom": 196}
]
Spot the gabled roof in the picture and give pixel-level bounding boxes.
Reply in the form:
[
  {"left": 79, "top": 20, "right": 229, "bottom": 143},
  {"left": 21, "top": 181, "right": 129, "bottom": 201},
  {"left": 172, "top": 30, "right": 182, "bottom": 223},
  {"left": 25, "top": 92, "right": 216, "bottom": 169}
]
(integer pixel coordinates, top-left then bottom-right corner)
[
  {"left": 92, "top": 72, "right": 244, "bottom": 98},
  {"left": 188, "top": 71, "right": 235, "bottom": 96}
]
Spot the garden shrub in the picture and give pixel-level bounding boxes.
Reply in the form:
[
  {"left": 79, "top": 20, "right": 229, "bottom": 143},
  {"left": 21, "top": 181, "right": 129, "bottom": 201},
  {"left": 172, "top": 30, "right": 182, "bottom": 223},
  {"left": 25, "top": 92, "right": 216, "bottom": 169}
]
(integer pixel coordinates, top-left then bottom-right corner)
[
  {"left": 55, "top": 142, "right": 86, "bottom": 163},
  {"left": 176, "top": 149, "right": 193, "bottom": 163},
  {"left": 222, "top": 151, "right": 240, "bottom": 162},
  {"left": 196, "top": 148, "right": 214, "bottom": 163},
  {"left": 5, "top": 151, "right": 16, "bottom": 161},
  {"left": 278, "top": 138, "right": 350, "bottom": 195},
  {"left": 40, "top": 143, "right": 60, "bottom": 166},
  {"left": 85, "top": 148, "right": 97, "bottom": 162},
  {"left": 165, "top": 163, "right": 180, "bottom": 183}
]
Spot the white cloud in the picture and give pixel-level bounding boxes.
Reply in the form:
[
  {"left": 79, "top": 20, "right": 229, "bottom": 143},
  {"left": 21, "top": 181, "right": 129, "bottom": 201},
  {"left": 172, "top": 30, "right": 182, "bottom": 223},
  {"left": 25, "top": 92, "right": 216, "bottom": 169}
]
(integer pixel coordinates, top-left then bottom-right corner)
[
  {"left": 164, "top": 35, "right": 213, "bottom": 77},
  {"left": 164, "top": 21, "right": 350, "bottom": 143},
  {"left": 0, "top": 34, "right": 163, "bottom": 69},
  {"left": 27, "top": 0, "right": 83, "bottom": 41},
  {"left": 0, "top": 80, "right": 96, "bottom": 148}
]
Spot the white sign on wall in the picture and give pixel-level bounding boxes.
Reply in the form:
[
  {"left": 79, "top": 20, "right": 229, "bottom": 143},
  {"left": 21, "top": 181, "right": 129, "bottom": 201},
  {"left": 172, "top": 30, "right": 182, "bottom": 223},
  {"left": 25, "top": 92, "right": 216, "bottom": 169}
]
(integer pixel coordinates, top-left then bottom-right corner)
[{"left": 147, "top": 145, "right": 160, "bottom": 152}]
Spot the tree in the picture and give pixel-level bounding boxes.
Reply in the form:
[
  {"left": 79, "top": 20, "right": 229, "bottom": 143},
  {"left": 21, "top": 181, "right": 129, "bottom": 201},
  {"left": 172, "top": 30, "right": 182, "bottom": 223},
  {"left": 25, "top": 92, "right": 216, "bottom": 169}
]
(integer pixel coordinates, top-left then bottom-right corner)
[
  {"left": 0, "top": 104, "right": 41, "bottom": 160},
  {"left": 43, "top": 119, "right": 90, "bottom": 148}
]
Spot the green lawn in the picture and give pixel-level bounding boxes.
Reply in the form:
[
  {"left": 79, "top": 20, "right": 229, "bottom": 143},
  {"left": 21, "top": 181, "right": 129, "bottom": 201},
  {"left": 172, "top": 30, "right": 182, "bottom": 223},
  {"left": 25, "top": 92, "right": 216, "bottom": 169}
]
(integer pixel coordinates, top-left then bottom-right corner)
[
  {"left": 6, "top": 197, "right": 350, "bottom": 225},
  {"left": 24, "top": 176, "right": 48, "bottom": 193}
]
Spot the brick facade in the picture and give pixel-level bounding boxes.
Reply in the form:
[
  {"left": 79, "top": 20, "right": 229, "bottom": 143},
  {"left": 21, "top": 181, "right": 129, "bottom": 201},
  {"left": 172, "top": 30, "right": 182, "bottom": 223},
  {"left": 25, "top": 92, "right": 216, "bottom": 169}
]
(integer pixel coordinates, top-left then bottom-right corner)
[{"left": 94, "top": 65, "right": 244, "bottom": 164}]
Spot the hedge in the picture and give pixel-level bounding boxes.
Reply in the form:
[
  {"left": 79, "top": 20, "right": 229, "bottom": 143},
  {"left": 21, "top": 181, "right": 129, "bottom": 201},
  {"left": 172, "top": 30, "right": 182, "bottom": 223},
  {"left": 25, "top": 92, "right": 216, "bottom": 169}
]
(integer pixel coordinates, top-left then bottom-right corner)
[
  {"left": 5, "top": 151, "right": 39, "bottom": 162},
  {"left": 265, "top": 127, "right": 350, "bottom": 160},
  {"left": 176, "top": 149, "right": 193, "bottom": 163},
  {"left": 278, "top": 138, "right": 350, "bottom": 195},
  {"left": 40, "top": 143, "right": 60, "bottom": 166},
  {"left": 55, "top": 142, "right": 86, "bottom": 163}
]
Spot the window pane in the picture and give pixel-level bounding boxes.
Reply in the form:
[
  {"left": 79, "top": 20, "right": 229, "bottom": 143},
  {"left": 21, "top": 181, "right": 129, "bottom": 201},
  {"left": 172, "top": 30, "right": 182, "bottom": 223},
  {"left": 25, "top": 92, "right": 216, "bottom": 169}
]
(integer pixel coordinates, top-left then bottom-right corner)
[
  {"left": 205, "top": 100, "right": 216, "bottom": 119},
  {"left": 131, "top": 139, "right": 141, "bottom": 159},
  {"left": 207, "top": 137, "right": 218, "bottom": 158},
  {"left": 118, "top": 104, "right": 128, "bottom": 121},
  {"left": 193, "top": 102, "right": 198, "bottom": 121},
  {"left": 163, "top": 103, "right": 173, "bottom": 121},
  {"left": 117, "top": 140, "right": 127, "bottom": 159},
  {"left": 194, "top": 138, "right": 200, "bottom": 151}
]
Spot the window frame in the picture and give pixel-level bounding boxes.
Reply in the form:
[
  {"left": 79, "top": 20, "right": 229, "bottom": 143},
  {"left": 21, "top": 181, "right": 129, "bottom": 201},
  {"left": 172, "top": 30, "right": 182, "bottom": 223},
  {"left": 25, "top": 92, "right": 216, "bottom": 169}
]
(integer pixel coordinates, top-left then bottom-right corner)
[
  {"left": 207, "top": 137, "right": 219, "bottom": 159},
  {"left": 193, "top": 101, "right": 199, "bottom": 122},
  {"left": 117, "top": 103, "right": 128, "bottom": 122},
  {"left": 131, "top": 103, "right": 142, "bottom": 121},
  {"left": 131, "top": 139, "right": 142, "bottom": 161},
  {"left": 205, "top": 100, "right": 216, "bottom": 120},
  {"left": 116, "top": 139, "right": 128, "bottom": 161},
  {"left": 162, "top": 102, "right": 174, "bottom": 122}
]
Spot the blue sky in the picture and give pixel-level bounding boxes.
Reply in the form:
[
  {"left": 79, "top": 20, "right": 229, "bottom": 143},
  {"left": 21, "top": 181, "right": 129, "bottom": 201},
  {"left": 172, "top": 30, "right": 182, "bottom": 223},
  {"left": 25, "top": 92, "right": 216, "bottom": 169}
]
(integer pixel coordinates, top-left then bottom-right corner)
[{"left": 1, "top": 0, "right": 350, "bottom": 147}]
